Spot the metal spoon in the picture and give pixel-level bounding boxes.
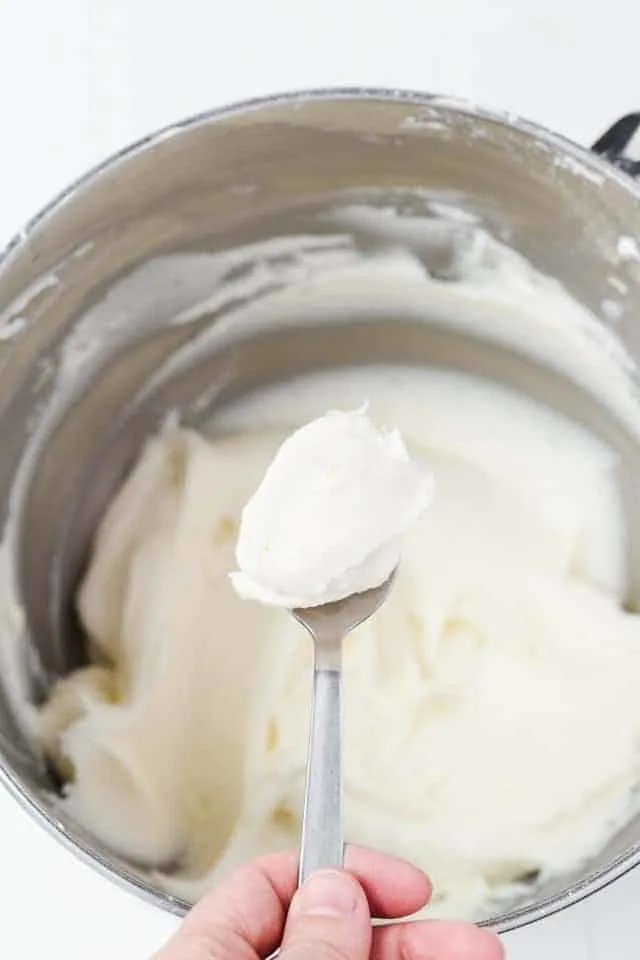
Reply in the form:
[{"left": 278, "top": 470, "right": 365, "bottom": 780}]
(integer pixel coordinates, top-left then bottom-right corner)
[{"left": 293, "top": 572, "right": 396, "bottom": 884}]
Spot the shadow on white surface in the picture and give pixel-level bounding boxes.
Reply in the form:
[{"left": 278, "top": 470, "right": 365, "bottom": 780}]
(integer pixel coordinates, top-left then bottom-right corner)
[{"left": 0, "top": 787, "right": 177, "bottom": 958}]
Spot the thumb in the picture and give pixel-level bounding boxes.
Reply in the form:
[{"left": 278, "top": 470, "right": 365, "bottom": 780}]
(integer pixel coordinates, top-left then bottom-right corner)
[{"left": 280, "top": 869, "right": 372, "bottom": 960}]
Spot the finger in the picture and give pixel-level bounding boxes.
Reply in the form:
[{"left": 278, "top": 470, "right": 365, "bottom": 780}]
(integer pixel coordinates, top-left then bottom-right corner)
[
  {"left": 344, "top": 845, "right": 431, "bottom": 918},
  {"left": 159, "top": 851, "right": 296, "bottom": 960},
  {"left": 371, "top": 919, "right": 505, "bottom": 960},
  {"left": 280, "top": 869, "right": 372, "bottom": 960},
  {"left": 155, "top": 846, "right": 433, "bottom": 960}
]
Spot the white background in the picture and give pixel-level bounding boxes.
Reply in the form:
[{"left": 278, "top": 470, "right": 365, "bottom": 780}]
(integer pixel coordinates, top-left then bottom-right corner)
[{"left": 1, "top": 0, "right": 640, "bottom": 956}]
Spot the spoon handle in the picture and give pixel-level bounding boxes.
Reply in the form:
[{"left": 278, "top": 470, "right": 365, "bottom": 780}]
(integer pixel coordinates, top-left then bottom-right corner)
[{"left": 299, "top": 644, "right": 343, "bottom": 884}]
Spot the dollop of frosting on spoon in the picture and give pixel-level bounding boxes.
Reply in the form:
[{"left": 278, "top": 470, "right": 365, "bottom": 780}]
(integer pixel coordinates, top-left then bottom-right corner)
[{"left": 231, "top": 408, "right": 434, "bottom": 608}]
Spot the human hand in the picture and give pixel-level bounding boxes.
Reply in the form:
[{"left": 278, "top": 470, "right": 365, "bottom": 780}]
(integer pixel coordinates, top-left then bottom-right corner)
[{"left": 154, "top": 845, "right": 504, "bottom": 959}]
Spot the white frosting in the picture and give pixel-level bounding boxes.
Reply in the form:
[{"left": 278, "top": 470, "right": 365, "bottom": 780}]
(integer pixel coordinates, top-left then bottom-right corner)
[
  {"left": 2, "top": 204, "right": 640, "bottom": 922},
  {"left": 231, "top": 409, "right": 433, "bottom": 607},
  {"left": 35, "top": 365, "right": 640, "bottom": 921}
]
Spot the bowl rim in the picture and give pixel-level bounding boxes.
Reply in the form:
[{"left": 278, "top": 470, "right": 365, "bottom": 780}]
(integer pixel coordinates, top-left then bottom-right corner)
[{"left": 1, "top": 85, "right": 640, "bottom": 934}]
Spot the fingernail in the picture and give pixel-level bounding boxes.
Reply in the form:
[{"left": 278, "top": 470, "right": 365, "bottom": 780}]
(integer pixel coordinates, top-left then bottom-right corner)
[{"left": 294, "top": 870, "right": 359, "bottom": 917}]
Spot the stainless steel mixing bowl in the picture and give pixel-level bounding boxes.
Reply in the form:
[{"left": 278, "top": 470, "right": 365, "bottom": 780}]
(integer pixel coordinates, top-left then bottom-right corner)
[{"left": 1, "top": 89, "right": 640, "bottom": 933}]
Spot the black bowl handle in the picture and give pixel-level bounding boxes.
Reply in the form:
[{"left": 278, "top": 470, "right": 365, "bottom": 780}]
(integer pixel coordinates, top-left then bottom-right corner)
[{"left": 592, "top": 114, "right": 640, "bottom": 178}]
